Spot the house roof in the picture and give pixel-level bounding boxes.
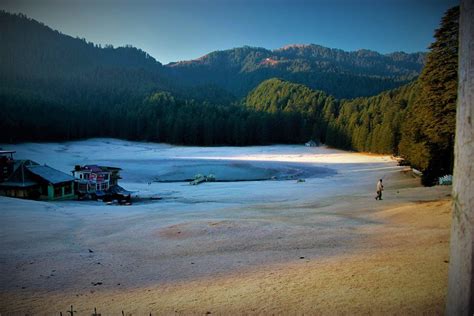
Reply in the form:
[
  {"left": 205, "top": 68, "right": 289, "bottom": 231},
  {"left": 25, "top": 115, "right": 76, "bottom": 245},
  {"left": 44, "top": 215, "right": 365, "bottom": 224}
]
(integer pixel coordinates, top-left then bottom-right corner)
[
  {"left": 0, "top": 160, "right": 73, "bottom": 188},
  {"left": 74, "top": 165, "right": 122, "bottom": 173},
  {"left": 27, "top": 165, "right": 75, "bottom": 184},
  {"left": 1, "top": 160, "right": 40, "bottom": 188},
  {"left": 13, "top": 160, "right": 38, "bottom": 171},
  {"left": 83, "top": 165, "right": 103, "bottom": 173}
]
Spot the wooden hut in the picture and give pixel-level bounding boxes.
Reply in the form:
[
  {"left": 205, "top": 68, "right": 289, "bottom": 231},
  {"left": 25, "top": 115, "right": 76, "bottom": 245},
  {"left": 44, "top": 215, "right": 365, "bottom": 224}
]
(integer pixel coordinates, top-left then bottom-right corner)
[{"left": 0, "top": 160, "right": 76, "bottom": 200}]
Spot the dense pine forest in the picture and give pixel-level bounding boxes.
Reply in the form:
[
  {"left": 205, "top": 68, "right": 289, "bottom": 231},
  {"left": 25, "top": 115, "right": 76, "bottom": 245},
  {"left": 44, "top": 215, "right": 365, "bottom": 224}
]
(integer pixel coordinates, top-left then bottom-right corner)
[{"left": 0, "top": 6, "right": 458, "bottom": 185}]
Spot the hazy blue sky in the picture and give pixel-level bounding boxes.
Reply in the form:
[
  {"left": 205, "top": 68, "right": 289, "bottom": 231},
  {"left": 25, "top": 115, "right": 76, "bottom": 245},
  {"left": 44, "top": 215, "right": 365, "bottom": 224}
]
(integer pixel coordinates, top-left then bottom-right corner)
[{"left": 1, "top": 0, "right": 458, "bottom": 64}]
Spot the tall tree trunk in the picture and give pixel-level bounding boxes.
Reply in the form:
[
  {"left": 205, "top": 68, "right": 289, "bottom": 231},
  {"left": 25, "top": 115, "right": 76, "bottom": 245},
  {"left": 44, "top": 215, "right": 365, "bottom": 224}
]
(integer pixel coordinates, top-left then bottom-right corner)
[{"left": 446, "top": 0, "right": 474, "bottom": 314}]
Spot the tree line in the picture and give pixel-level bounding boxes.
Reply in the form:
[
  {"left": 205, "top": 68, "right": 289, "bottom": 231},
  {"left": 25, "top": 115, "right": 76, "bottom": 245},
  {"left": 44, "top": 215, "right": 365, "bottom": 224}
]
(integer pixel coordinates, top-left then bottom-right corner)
[{"left": 0, "top": 6, "right": 459, "bottom": 185}]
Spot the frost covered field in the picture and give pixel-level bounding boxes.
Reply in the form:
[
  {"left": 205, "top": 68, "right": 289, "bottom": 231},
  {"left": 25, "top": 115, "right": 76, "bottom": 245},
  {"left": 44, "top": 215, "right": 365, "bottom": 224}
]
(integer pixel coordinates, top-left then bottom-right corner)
[
  {"left": 1, "top": 138, "right": 401, "bottom": 204},
  {"left": 0, "top": 139, "right": 452, "bottom": 314}
]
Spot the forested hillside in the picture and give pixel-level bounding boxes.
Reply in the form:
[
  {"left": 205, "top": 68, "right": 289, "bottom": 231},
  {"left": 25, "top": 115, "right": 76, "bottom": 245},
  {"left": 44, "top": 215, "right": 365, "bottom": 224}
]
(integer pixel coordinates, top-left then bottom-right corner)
[
  {"left": 399, "top": 6, "right": 459, "bottom": 185},
  {"left": 324, "top": 82, "right": 420, "bottom": 154},
  {"left": 0, "top": 10, "right": 424, "bottom": 102},
  {"left": 0, "top": 11, "right": 168, "bottom": 103},
  {"left": 244, "top": 6, "right": 459, "bottom": 185},
  {"left": 333, "top": 6, "right": 458, "bottom": 185},
  {"left": 0, "top": 7, "right": 458, "bottom": 185},
  {"left": 245, "top": 78, "right": 335, "bottom": 143},
  {"left": 244, "top": 78, "right": 419, "bottom": 154},
  {"left": 166, "top": 44, "right": 425, "bottom": 99},
  {"left": 0, "top": 11, "right": 236, "bottom": 105},
  {"left": 0, "top": 90, "right": 310, "bottom": 146}
]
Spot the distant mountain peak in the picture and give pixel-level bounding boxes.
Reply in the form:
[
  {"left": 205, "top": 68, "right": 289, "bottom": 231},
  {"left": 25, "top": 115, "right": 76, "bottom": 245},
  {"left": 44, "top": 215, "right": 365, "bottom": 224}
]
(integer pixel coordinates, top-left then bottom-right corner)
[
  {"left": 276, "top": 44, "right": 312, "bottom": 50},
  {"left": 165, "top": 43, "right": 425, "bottom": 99}
]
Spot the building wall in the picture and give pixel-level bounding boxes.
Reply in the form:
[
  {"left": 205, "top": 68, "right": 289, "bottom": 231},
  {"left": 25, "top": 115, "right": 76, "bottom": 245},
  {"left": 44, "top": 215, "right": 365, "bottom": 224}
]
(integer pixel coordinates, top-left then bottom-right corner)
[
  {"left": 0, "top": 186, "right": 40, "bottom": 199},
  {"left": 44, "top": 182, "right": 75, "bottom": 201}
]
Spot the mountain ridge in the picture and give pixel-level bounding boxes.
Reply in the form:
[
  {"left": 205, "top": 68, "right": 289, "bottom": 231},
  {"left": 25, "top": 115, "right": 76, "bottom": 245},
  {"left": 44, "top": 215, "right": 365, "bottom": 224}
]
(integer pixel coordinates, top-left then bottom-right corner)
[
  {"left": 0, "top": 10, "right": 425, "bottom": 100},
  {"left": 164, "top": 44, "right": 425, "bottom": 99},
  {"left": 167, "top": 44, "right": 425, "bottom": 65}
]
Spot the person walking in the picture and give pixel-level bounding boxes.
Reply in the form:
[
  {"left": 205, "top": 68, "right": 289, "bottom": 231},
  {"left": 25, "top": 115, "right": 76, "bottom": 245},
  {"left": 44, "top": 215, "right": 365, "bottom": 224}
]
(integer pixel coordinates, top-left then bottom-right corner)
[{"left": 375, "top": 179, "right": 384, "bottom": 200}]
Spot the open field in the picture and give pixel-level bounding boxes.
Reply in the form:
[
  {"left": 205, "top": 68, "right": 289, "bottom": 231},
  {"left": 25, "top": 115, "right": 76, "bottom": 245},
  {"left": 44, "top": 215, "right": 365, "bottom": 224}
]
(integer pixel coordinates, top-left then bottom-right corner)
[{"left": 0, "top": 139, "right": 452, "bottom": 314}]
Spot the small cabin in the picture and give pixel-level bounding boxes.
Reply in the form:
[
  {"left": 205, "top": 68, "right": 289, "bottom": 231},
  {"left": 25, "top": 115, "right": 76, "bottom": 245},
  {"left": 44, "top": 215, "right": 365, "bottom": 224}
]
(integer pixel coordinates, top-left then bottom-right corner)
[
  {"left": 72, "top": 165, "right": 122, "bottom": 196},
  {"left": 0, "top": 159, "right": 76, "bottom": 200}
]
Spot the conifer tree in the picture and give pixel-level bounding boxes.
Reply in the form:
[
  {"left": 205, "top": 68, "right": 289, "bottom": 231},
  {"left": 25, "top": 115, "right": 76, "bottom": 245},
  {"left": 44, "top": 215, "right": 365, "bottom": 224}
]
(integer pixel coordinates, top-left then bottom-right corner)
[{"left": 399, "top": 6, "right": 459, "bottom": 185}]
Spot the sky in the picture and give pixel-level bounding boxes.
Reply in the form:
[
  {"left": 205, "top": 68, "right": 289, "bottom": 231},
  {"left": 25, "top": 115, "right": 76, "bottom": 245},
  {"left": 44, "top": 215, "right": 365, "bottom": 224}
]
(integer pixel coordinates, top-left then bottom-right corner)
[{"left": 0, "top": 0, "right": 459, "bottom": 64}]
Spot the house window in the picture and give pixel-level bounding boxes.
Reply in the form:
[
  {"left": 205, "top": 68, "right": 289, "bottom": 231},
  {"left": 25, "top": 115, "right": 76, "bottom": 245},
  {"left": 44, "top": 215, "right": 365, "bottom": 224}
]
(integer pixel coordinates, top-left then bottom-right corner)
[
  {"left": 78, "top": 183, "right": 88, "bottom": 192},
  {"left": 64, "top": 183, "right": 72, "bottom": 195},
  {"left": 54, "top": 185, "right": 62, "bottom": 197},
  {"left": 89, "top": 183, "right": 97, "bottom": 192}
]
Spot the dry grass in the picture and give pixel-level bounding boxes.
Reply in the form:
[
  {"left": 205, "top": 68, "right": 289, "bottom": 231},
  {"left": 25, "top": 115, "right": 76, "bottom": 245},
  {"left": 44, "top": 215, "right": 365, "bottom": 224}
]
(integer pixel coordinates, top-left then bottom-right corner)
[{"left": 1, "top": 199, "right": 451, "bottom": 315}]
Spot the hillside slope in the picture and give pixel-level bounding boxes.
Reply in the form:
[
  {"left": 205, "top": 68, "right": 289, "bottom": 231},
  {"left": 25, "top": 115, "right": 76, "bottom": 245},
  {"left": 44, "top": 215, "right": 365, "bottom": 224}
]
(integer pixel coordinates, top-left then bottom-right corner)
[
  {"left": 165, "top": 44, "right": 425, "bottom": 98},
  {"left": 0, "top": 11, "right": 170, "bottom": 101},
  {"left": 0, "top": 10, "right": 424, "bottom": 102}
]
